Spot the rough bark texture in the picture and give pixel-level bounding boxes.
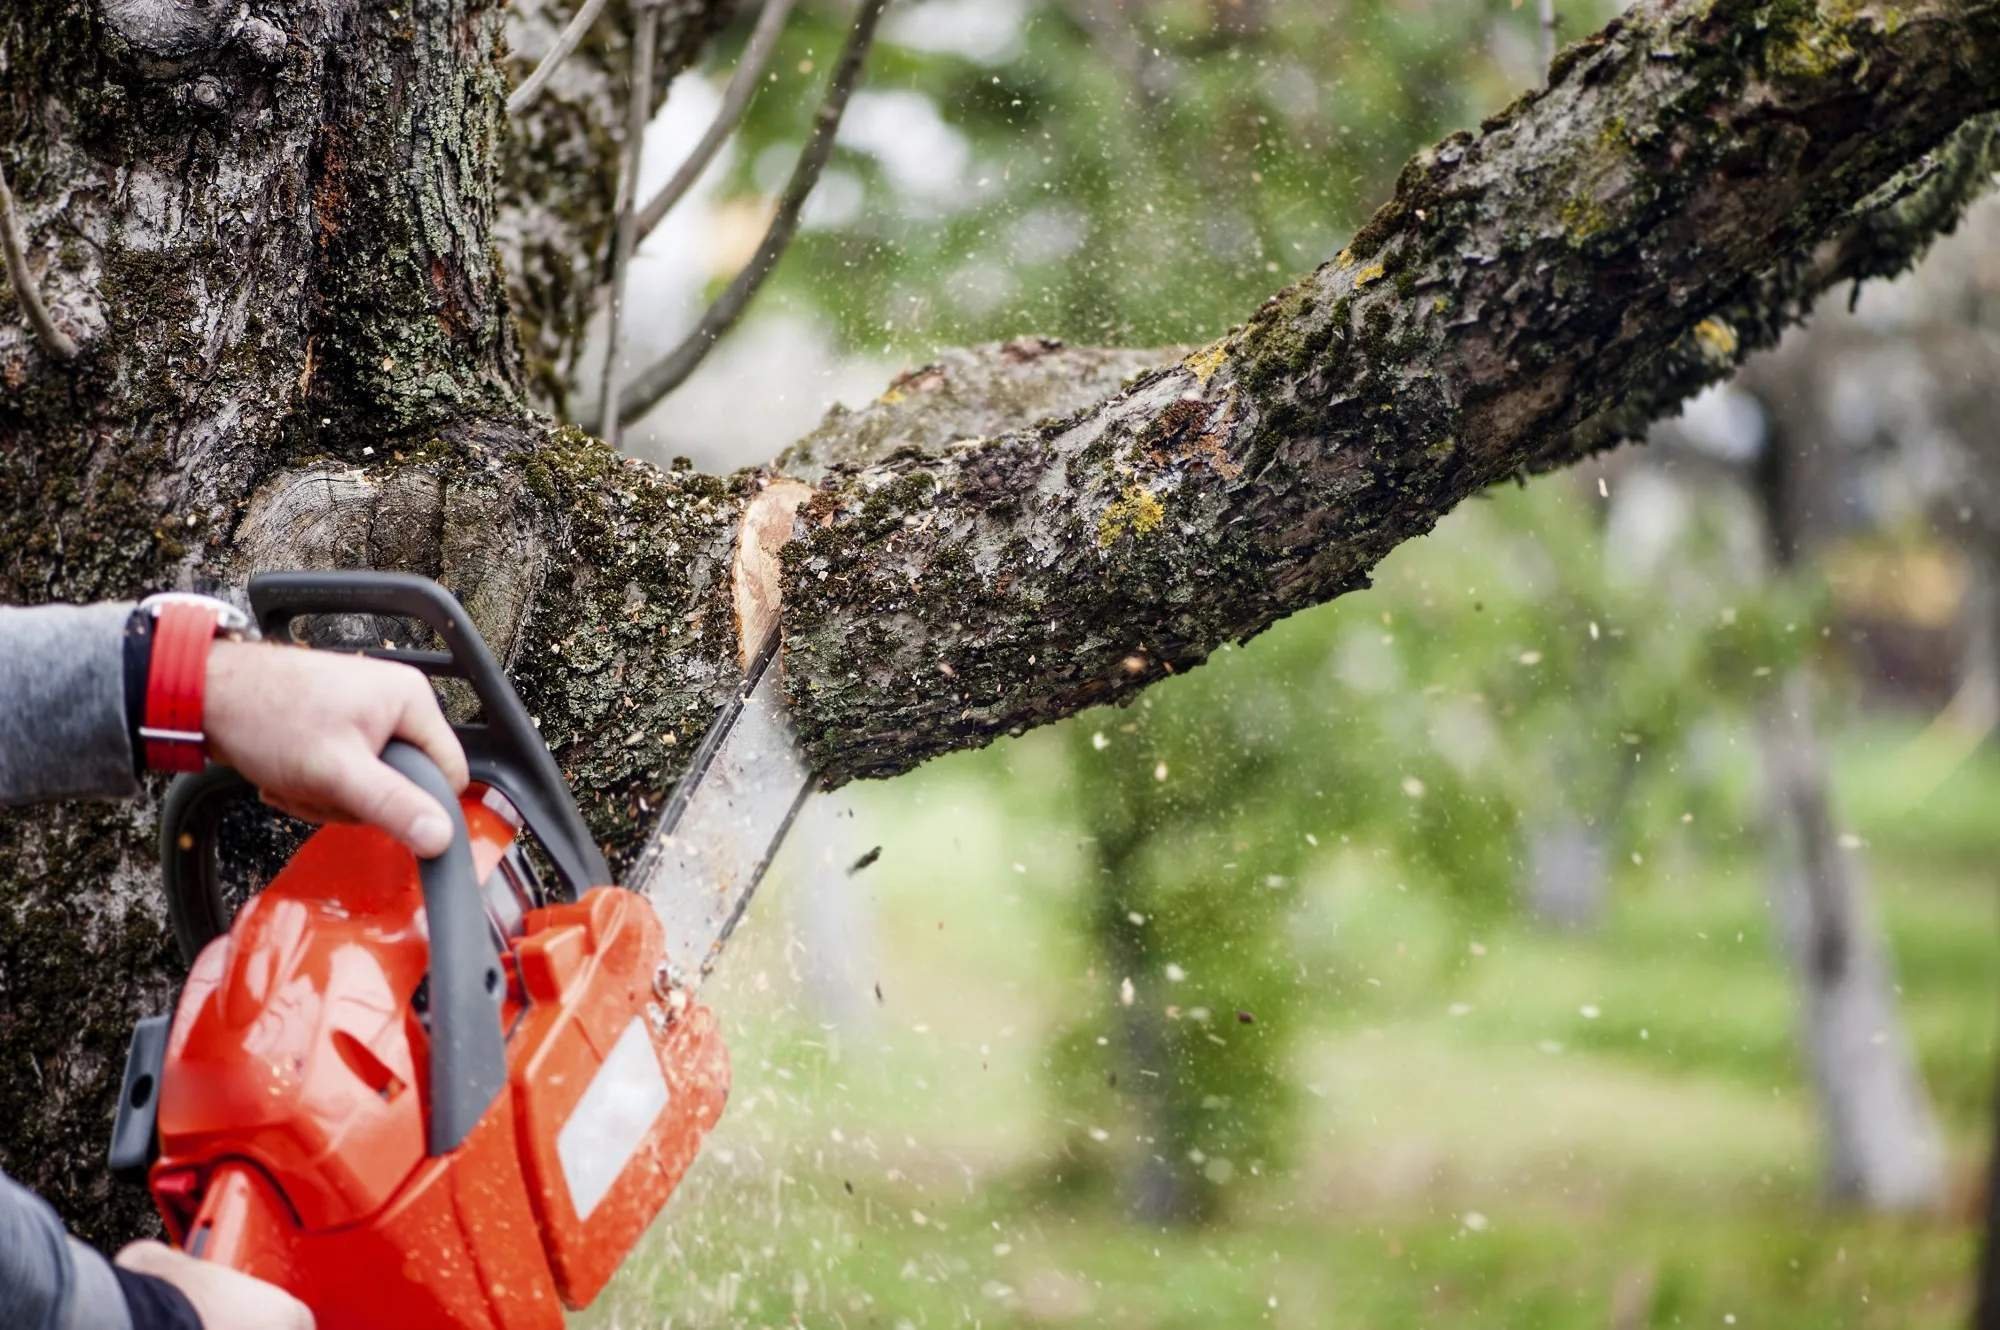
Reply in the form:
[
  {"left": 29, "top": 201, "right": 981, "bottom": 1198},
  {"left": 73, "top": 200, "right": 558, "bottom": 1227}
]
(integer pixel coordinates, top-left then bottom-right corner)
[{"left": 0, "top": 0, "right": 1996, "bottom": 1242}]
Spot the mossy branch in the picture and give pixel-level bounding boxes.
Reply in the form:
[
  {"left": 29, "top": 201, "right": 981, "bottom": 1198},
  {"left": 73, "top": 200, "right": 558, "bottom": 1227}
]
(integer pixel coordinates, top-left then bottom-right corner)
[{"left": 774, "top": 0, "right": 2000, "bottom": 784}]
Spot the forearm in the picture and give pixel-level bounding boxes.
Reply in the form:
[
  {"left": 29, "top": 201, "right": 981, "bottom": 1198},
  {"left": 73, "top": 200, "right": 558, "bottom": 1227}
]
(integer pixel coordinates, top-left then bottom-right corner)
[
  {"left": 0, "top": 1172, "right": 131, "bottom": 1330},
  {"left": 0, "top": 603, "right": 140, "bottom": 805}
]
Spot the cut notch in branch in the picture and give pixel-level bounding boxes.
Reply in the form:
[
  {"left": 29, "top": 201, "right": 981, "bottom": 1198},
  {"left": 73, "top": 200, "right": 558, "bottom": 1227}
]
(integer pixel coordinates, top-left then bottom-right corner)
[
  {"left": 507, "top": 0, "right": 613, "bottom": 116},
  {"left": 0, "top": 158, "right": 78, "bottom": 362},
  {"left": 732, "top": 477, "right": 814, "bottom": 670},
  {"left": 612, "top": 0, "right": 890, "bottom": 428},
  {"left": 635, "top": 0, "right": 801, "bottom": 245}
]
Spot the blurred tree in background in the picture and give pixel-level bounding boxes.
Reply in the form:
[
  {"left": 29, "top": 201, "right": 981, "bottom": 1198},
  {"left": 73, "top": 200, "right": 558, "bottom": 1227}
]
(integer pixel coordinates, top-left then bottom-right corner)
[{"left": 1039, "top": 460, "right": 1828, "bottom": 1222}]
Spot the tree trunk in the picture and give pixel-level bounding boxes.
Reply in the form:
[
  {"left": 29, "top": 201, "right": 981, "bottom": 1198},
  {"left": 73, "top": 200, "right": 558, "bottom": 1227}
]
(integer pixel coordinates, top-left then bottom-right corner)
[
  {"left": 1522, "top": 812, "right": 1612, "bottom": 931},
  {"left": 1741, "top": 392, "right": 1948, "bottom": 1210},
  {"left": 2, "top": 0, "right": 1998, "bottom": 1241},
  {"left": 1755, "top": 671, "right": 1947, "bottom": 1209}
]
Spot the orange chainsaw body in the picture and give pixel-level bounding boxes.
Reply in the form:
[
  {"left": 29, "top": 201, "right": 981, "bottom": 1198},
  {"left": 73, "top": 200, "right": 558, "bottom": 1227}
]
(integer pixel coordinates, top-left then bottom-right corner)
[{"left": 147, "top": 795, "right": 730, "bottom": 1329}]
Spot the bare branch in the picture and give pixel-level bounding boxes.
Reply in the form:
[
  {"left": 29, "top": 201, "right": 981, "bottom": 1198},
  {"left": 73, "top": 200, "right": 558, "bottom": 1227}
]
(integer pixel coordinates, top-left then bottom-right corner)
[
  {"left": 634, "top": 0, "right": 802, "bottom": 244},
  {"left": 596, "top": 0, "right": 666, "bottom": 449},
  {"left": 507, "top": 0, "right": 613, "bottom": 116},
  {"left": 612, "top": 0, "right": 890, "bottom": 425},
  {"left": 1537, "top": 0, "right": 1558, "bottom": 76},
  {"left": 0, "top": 158, "right": 78, "bottom": 362}
]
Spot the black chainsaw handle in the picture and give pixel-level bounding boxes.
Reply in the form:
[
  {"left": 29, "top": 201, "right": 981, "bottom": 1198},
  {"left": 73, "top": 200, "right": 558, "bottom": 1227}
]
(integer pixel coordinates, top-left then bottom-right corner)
[
  {"left": 157, "top": 763, "right": 252, "bottom": 966},
  {"left": 247, "top": 570, "right": 609, "bottom": 895},
  {"left": 158, "top": 743, "right": 506, "bottom": 1156},
  {"left": 383, "top": 741, "right": 508, "bottom": 1156}
]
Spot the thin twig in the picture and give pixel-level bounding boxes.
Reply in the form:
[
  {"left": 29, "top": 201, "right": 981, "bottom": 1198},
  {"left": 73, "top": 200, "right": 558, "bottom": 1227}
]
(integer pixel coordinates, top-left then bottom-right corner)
[
  {"left": 635, "top": 0, "right": 801, "bottom": 244},
  {"left": 507, "top": 0, "right": 613, "bottom": 116},
  {"left": 0, "top": 157, "right": 77, "bottom": 361},
  {"left": 596, "top": 0, "right": 664, "bottom": 449},
  {"left": 616, "top": 0, "right": 889, "bottom": 423},
  {"left": 1538, "top": 0, "right": 1558, "bottom": 78}
]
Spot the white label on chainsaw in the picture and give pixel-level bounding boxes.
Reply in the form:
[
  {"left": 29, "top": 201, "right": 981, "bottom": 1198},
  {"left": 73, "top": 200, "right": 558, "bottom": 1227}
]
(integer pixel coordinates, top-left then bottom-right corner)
[{"left": 557, "top": 1017, "right": 669, "bottom": 1221}]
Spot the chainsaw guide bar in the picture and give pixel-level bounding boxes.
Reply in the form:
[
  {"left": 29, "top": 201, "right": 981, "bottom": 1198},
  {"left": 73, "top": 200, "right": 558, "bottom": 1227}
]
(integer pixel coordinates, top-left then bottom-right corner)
[{"left": 625, "top": 625, "right": 814, "bottom": 990}]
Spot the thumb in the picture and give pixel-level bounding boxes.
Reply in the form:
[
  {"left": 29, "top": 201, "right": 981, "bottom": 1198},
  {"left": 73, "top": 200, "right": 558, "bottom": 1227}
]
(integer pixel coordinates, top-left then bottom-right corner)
[{"left": 320, "top": 747, "right": 458, "bottom": 857}]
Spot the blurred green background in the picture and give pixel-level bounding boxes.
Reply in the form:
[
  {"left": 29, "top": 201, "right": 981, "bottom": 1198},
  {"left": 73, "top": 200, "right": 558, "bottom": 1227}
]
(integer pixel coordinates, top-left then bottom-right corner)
[{"left": 577, "top": 0, "right": 2000, "bottom": 1324}]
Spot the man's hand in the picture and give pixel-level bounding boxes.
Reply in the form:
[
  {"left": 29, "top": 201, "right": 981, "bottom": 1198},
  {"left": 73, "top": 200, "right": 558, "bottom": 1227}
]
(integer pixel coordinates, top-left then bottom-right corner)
[
  {"left": 202, "top": 641, "right": 470, "bottom": 857},
  {"left": 115, "top": 1241, "right": 314, "bottom": 1330}
]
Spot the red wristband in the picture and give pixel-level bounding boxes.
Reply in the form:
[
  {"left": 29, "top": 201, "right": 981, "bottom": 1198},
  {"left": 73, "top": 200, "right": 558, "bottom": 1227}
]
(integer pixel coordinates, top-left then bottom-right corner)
[{"left": 142, "top": 601, "right": 221, "bottom": 773}]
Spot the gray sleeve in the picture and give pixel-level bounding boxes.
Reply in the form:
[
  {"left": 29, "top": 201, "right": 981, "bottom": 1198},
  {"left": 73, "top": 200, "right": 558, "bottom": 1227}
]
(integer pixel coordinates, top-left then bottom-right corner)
[
  {"left": 0, "top": 602, "right": 141, "bottom": 806},
  {"left": 0, "top": 1171, "right": 132, "bottom": 1330}
]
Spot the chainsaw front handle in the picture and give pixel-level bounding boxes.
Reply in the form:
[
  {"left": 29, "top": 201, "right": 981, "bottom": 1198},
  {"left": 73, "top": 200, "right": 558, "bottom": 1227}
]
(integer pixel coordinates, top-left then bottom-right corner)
[
  {"left": 157, "top": 762, "right": 254, "bottom": 966},
  {"left": 249, "top": 570, "right": 609, "bottom": 894}
]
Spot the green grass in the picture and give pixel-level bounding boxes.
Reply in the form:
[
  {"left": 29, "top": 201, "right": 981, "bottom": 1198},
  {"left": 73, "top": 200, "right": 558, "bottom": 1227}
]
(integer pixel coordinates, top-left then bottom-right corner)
[{"left": 577, "top": 720, "right": 1997, "bottom": 1329}]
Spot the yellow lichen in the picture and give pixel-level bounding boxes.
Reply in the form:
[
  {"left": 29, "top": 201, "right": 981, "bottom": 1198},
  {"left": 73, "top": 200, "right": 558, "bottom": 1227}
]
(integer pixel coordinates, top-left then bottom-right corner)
[
  {"left": 1693, "top": 317, "right": 1740, "bottom": 363},
  {"left": 1765, "top": 0, "right": 1868, "bottom": 81},
  {"left": 1354, "top": 263, "right": 1387, "bottom": 287},
  {"left": 1559, "top": 195, "right": 1611, "bottom": 243},
  {"left": 1769, "top": 25, "right": 1859, "bottom": 79},
  {"left": 1335, "top": 248, "right": 1356, "bottom": 268},
  {"left": 1097, "top": 484, "right": 1165, "bottom": 548},
  {"left": 878, "top": 386, "right": 907, "bottom": 406},
  {"left": 1183, "top": 340, "right": 1230, "bottom": 383}
]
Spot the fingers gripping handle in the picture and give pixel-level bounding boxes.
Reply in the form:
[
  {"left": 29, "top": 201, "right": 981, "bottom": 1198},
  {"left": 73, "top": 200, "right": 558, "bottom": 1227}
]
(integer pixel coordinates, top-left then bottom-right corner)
[
  {"left": 247, "top": 570, "right": 612, "bottom": 895},
  {"left": 381, "top": 740, "right": 510, "bottom": 1157}
]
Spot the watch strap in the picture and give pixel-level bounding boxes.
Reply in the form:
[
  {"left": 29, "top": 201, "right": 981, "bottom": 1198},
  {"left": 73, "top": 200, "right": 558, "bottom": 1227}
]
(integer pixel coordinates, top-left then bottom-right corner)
[{"left": 141, "top": 601, "right": 220, "bottom": 773}]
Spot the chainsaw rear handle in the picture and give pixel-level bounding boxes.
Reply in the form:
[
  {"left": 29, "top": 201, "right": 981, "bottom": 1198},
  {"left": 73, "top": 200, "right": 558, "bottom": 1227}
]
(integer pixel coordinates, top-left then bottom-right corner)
[
  {"left": 161, "top": 741, "right": 507, "bottom": 1156},
  {"left": 248, "top": 570, "right": 609, "bottom": 894},
  {"left": 181, "top": 1161, "right": 296, "bottom": 1290},
  {"left": 385, "top": 739, "right": 511, "bottom": 1155}
]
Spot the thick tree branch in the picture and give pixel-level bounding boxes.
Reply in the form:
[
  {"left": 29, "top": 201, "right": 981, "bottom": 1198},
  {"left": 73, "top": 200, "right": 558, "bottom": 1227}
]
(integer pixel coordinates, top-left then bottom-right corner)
[{"left": 772, "top": 0, "right": 2000, "bottom": 784}]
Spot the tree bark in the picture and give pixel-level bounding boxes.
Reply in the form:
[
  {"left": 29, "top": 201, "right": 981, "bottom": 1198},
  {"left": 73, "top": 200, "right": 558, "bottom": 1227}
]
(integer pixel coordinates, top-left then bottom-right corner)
[{"left": 1, "top": 0, "right": 1997, "bottom": 1241}]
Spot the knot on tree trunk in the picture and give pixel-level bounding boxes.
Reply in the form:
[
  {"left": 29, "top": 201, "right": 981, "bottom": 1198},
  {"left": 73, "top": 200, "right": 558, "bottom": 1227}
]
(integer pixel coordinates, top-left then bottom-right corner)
[{"left": 97, "top": 0, "right": 237, "bottom": 60}]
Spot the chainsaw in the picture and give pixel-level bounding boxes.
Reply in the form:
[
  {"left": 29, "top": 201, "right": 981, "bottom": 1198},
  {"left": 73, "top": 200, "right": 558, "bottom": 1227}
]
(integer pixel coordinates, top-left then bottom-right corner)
[{"left": 105, "top": 571, "right": 814, "bottom": 1328}]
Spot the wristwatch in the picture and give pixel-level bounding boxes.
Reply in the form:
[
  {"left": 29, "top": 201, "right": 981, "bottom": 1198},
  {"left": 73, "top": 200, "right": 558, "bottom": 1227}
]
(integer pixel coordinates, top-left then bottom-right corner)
[{"left": 127, "top": 592, "right": 254, "bottom": 774}]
